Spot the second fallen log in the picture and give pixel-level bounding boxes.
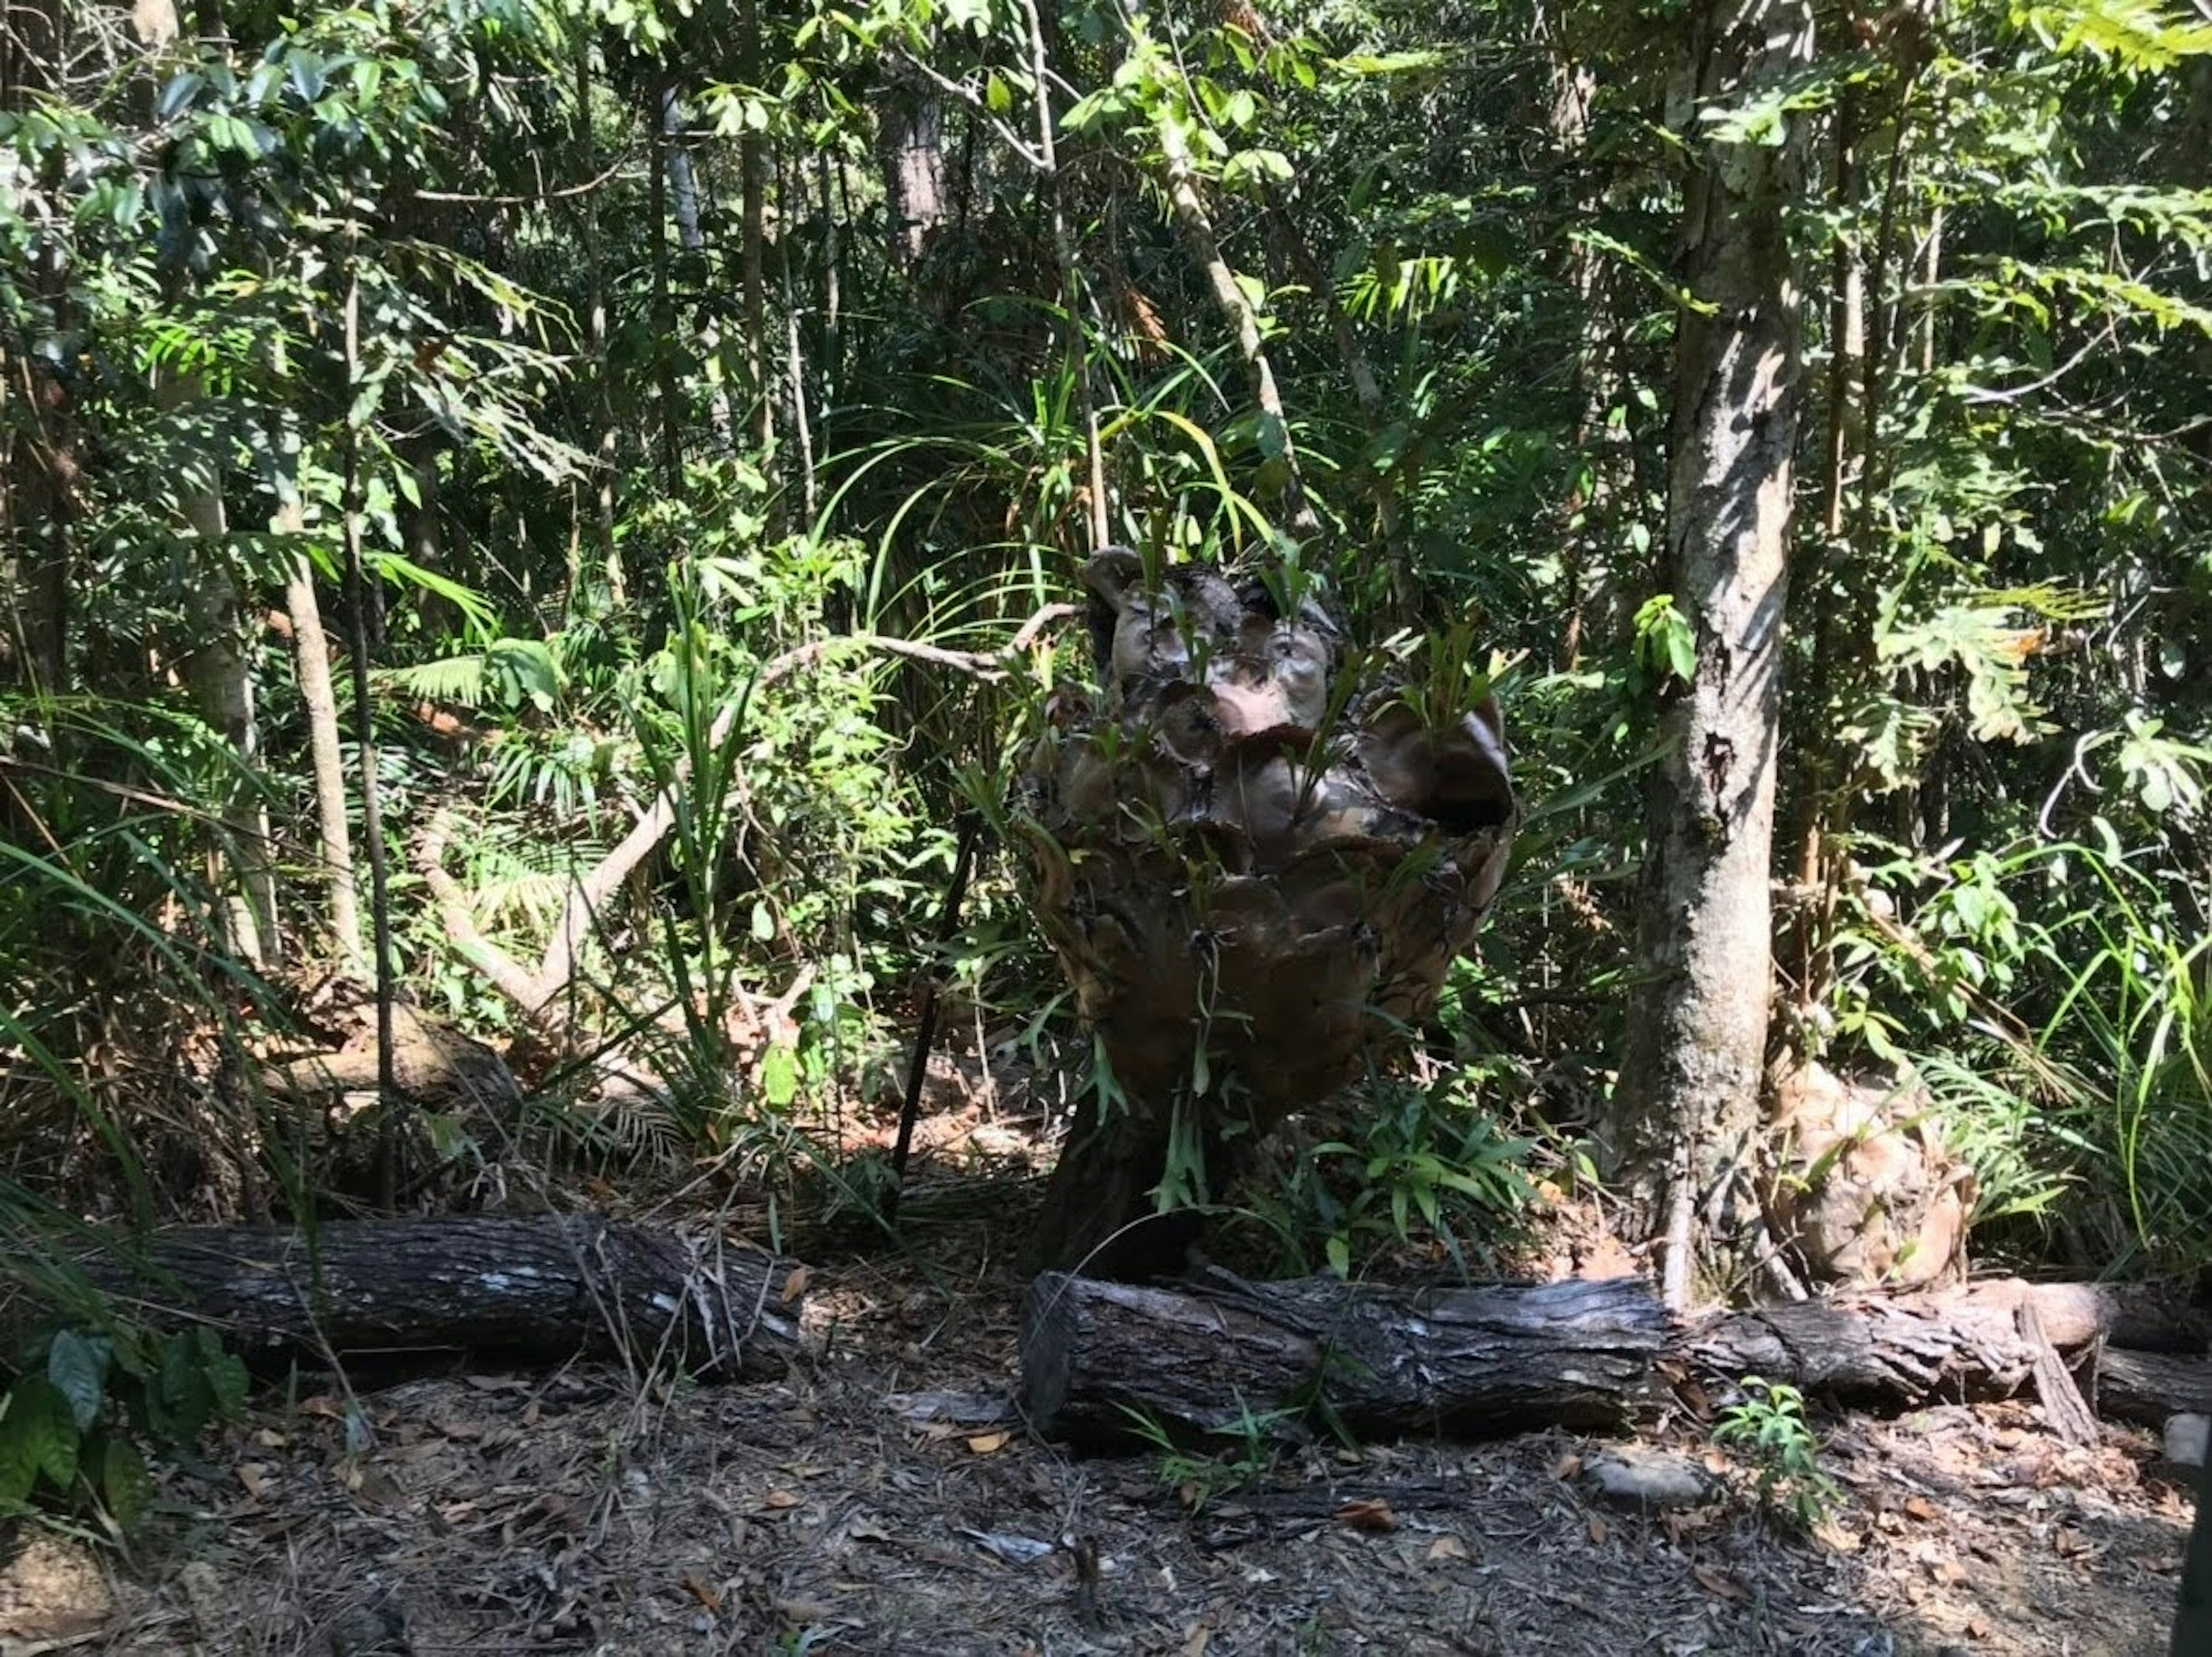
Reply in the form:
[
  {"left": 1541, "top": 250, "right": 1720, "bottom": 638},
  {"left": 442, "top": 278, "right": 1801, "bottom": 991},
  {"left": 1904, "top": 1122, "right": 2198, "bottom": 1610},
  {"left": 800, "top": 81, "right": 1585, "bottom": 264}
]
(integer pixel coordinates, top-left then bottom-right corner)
[{"left": 1018, "top": 1269, "right": 1667, "bottom": 1446}]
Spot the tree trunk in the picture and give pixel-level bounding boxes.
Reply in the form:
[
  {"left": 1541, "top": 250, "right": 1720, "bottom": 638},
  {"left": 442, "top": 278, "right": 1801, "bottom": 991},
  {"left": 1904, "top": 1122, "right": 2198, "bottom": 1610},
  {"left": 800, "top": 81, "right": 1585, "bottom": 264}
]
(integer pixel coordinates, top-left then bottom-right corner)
[
  {"left": 39, "top": 1218, "right": 803, "bottom": 1380},
  {"left": 2177, "top": 1449, "right": 2212, "bottom": 1657},
  {"left": 875, "top": 59, "right": 949, "bottom": 269},
  {"left": 647, "top": 77, "right": 684, "bottom": 500},
  {"left": 280, "top": 506, "right": 361, "bottom": 963},
  {"left": 1019, "top": 1269, "right": 2212, "bottom": 1449},
  {"left": 1019, "top": 552, "right": 1516, "bottom": 1278},
  {"left": 739, "top": 0, "right": 772, "bottom": 462},
  {"left": 662, "top": 85, "right": 738, "bottom": 453},
  {"left": 1611, "top": 0, "right": 1814, "bottom": 1310},
  {"left": 574, "top": 39, "right": 620, "bottom": 606},
  {"left": 162, "top": 371, "right": 281, "bottom": 968}
]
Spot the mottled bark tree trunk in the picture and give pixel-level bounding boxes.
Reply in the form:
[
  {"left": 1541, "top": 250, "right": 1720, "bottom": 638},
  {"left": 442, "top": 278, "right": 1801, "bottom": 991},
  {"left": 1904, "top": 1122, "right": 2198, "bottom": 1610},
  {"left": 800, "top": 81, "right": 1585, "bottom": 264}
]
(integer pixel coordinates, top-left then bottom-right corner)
[
  {"left": 875, "top": 60, "right": 948, "bottom": 270},
  {"left": 1612, "top": 0, "right": 1813, "bottom": 1311},
  {"left": 164, "top": 371, "right": 282, "bottom": 968},
  {"left": 280, "top": 503, "right": 361, "bottom": 964},
  {"left": 3, "top": 0, "right": 72, "bottom": 697}
]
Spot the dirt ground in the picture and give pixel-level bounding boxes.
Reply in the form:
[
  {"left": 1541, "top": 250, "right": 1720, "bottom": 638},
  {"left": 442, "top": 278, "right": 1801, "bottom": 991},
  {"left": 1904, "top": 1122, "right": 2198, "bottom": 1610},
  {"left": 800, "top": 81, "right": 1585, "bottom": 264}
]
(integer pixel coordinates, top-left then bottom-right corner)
[
  {"left": 0, "top": 1063, "right": 2202, "bottom": 1657},
  {"left": 1, "top": 1193, "right": 2198, "bottom": 1657}
]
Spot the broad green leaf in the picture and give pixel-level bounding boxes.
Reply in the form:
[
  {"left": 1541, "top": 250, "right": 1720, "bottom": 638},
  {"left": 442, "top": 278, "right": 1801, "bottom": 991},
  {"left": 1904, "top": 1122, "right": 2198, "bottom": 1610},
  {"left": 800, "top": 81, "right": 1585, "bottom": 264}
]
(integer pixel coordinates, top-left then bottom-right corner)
[
  {"left": 101, "top": 1437, "right": 154, "bottom": 1529},
  {"left": 47, "top": 1330, "right": 112, "bottom": 1431}
]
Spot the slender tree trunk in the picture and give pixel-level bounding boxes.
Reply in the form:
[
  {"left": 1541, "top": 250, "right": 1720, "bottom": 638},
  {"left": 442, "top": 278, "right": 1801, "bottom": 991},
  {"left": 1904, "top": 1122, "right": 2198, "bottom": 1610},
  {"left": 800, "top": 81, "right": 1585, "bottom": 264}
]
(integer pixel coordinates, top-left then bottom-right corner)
[
  {"left": 575, "top": 41, "right": 620, "bottom": 607},
  {"left": 335, "top": 253, "right": 398, "bottom": 1208},
  {"left": 280, "top": 503, "right": 361, "bottom": 964},
  {"left": 875, "top": 59, "right": 948, "bottom": 269},
  {"left": 1117, "top": 0, "right": 1317, "bottom": 545},
  {"left": 647, "top": 77, "right": 684, "bottom": 501},
  {"left": 1548, "top": 43, "right": 1627, "bottom": 671},
  {"left": 162, "top": 371, "right": 281, "bottom": 968},
  {"left": 740, "top": 0, "right": 772, "bottom": 462},
  {"left": 662, "top": 85, "right": 737, "bottom": 452},
  {"left": 1612, "top": 0, "right": 1814, "bottom": 1311},
  {"left": 2, "top": 0, "right": 69, "bottom": 696}
]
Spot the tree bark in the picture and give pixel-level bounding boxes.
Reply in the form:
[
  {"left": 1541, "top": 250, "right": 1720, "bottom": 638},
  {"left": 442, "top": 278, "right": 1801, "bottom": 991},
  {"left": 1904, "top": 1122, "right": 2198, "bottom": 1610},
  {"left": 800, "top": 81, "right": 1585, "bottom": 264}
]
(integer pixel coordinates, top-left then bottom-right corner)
[
  {"left": 876, "top": 59, "right": 949, "bottom": 269},
  {"left": 1611, "top": 0, "right": 1814, "bottom": 1310},
  {"left": 162, "top": 370, "right": 281, "bottom": 968},
  {"left": 39, "top": 1218, "right": 804, "bottom": 1380},
  {"left": 281, "top": 508, "right": 361, "bottom": 963},
  {"left": 1022, "top": 1271, "right": 1666, "bottom": 1446},
  {"left": 1019, "top": 1269, "right": 2212, "bottom": 1449}
]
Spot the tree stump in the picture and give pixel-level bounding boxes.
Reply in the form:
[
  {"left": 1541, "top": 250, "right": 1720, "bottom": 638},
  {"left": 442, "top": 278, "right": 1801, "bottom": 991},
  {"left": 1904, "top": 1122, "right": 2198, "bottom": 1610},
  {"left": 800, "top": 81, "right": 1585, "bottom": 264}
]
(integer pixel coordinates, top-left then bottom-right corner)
[{"left": 1016, "top": 549, "right": 1517, "bottom": 1275}]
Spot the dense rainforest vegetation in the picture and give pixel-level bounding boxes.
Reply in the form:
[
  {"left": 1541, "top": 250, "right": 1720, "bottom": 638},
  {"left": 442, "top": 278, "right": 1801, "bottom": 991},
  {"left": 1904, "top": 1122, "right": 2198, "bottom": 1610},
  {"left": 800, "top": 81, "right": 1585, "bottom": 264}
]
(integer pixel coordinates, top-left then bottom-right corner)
[{"left": 3, "top": 0, "right": 2210, "bottom": 1534}]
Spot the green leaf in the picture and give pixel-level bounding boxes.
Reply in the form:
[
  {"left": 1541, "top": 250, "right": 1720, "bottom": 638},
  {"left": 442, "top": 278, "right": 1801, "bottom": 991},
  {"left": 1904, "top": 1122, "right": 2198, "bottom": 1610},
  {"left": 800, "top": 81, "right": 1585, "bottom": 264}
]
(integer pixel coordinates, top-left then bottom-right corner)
[
  {"left": 47, "top": 1330, "right": 111, "bottom": 1431},
  {"left": 194, "top": 1329, "right": 249, "bottom": 1420},
  {"left": 100, "top": 1436, "right": 154, "bottom": 1529},
  {"left": 761, "top": 1042, "right": 800, "bottom": 1107},
  {"left": 0, "top": 1378, "right": 80, "bottom": 1488}
]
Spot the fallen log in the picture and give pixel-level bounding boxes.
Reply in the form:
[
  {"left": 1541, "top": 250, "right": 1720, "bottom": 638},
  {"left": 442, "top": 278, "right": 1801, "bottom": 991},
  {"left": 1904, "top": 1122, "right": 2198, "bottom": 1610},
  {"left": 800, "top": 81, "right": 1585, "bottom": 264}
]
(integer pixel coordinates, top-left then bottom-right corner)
[
  {"left": 16, "top": 1216, "right": 804, "bottom": 1380},
  {"left": 1020, "top": 1271, "right": 1668, "bottom": 1445},
  {"left": 1019, "top": 1269, "right": 2211, "bottom": 1449}
]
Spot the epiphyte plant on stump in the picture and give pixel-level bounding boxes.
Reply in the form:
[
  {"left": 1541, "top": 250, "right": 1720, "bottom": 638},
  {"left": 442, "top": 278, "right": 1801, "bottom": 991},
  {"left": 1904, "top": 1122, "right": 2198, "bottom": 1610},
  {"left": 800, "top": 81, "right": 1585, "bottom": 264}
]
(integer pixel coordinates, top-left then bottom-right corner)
[{"left": 1017, "top": 546, "right": 1518, "bottom": 1277}]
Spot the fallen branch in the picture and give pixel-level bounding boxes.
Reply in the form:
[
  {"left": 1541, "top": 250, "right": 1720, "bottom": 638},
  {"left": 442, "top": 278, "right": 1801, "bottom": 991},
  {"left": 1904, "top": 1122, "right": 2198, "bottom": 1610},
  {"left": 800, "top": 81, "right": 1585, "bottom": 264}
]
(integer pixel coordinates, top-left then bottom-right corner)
[
  {"left": 17, "top": 1216, "right": 805, "bottom": 1381},
  {"left": 1020, "top": 1269, "right": 2212, "bottom": 1448}
]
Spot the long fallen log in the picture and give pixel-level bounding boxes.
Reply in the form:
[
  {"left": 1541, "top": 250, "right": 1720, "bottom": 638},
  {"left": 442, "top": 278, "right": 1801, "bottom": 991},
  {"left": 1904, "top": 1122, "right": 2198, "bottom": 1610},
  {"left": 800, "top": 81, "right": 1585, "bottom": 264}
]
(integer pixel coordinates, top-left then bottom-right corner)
[
  {"left": 14, "top": 1216, "right": 804, "bottom": 1380},
  {"left": 1019, "top": 1269, "right": 2211, "bottom": 1447},
  {"left": 1021, "top": 1271, "right": 1668, "bottom": 1444}
]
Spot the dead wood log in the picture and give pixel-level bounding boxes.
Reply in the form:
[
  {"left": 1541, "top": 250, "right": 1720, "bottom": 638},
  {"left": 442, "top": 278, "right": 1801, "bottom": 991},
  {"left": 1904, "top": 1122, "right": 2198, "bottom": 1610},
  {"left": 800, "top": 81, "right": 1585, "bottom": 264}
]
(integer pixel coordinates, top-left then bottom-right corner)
[
  {"left": 36, "top": 1216, "right": 803, "bottom": 1379},
  {"left": 1020, "top": 1270, "right": 1668, "bottom": 1446},
  {"left": 1020, "top": 1269, "right": 2211, "bottom": 1449},
  {"left": 1681, "top": 1279, "right": 2210, "bottom": 1408},
  {"left": 2100, "top": 1350, "right": 2212, "bottom": 1428}
]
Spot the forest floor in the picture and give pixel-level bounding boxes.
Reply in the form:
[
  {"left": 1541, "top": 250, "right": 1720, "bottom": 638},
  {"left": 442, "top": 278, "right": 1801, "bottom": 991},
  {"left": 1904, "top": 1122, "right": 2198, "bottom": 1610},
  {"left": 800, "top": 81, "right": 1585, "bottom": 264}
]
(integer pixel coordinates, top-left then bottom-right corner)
[{"left": 0, "top": 1090, "right": 2200, "bottom": 1657}]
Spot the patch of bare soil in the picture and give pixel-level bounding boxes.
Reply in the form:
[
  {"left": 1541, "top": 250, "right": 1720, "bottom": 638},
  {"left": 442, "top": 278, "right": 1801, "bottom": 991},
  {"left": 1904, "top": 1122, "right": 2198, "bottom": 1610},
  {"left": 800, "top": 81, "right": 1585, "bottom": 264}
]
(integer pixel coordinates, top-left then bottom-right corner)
[{"left": 0, "top": 1200, "right": 2196, "bottom": 1657}]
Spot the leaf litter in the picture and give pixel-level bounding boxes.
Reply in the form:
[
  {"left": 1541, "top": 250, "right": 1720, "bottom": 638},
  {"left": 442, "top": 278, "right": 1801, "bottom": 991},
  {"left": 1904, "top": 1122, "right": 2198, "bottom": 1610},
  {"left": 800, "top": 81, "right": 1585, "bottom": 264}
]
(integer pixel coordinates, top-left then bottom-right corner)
[{"left": 0, "top": 1192, "right": 2196, "bottom": 1656}]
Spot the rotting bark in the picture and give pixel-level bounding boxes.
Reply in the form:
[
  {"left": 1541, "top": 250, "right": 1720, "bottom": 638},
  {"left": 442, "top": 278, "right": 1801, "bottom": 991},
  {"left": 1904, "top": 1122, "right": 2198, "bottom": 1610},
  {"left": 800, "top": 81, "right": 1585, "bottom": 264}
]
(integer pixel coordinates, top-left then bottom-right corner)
[
  {"left": 1020, "top": 1269, "right": 2212, "bottom": 1449},
  {"left": 1022, "top": 1271, "right": 1666, "bottom": 1446},
  {"left": 1611, "top": 0, "right": 1815, "bottom": 1310},
  {"left": 1018, "top": 551, "right": 1516, "bottom": 1278},
  {"left": 20, "top": 1217, "right": 804, "bottom": 1381}
]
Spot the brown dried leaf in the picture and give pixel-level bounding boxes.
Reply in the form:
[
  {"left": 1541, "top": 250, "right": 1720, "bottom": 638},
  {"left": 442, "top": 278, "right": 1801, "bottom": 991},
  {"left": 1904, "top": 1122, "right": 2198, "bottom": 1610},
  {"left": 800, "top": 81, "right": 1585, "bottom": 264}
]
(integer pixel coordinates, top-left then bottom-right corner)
[
  {"left": 684, "top": 1573, "right": 722, "bottom": 1612},
  {"left": 1904, "top": 1496, "right": 1937, "bottom": 1522},
  {"left": 762, "top": 1488, "right": 803, "bottom": 1511},
  {"left": 781, "top": 1266, "right": 810, "bottom": 1305},
  {"left": 1335, "top": 1499, "right": 1397, "bottom": 1533},
  {"left": 1692, "top": 1565, "right": 1746, "bottom": 1601},
  {"left": 965, "top": 1431, "right": 1010, "bottom": 1455},
  {"left": 1587, "top": 1514, "right": 1609, "bottom": 1546},
  {"left": 1425, "top": 1535, "right": 1469, "bottom": 1564}
]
